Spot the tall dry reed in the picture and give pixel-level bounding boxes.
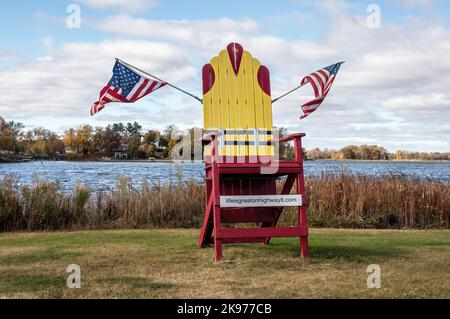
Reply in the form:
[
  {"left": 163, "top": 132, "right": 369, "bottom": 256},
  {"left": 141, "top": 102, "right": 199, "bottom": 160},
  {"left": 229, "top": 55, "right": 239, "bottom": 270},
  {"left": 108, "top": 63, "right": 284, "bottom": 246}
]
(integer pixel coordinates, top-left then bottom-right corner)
[
  {"left": 304, "top": 172, "right": 449, "bottom": 228},
  {"left": 0, "top": 172, "right": 448, "bottom": 232}
]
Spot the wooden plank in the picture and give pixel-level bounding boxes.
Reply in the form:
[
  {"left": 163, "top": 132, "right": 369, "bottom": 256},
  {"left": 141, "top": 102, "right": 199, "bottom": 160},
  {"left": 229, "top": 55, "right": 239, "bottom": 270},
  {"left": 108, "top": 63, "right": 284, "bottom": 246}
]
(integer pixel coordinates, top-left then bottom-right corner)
[
  {"left": 203, "top": 89, "right": 212, "bottom": 129},
  {"left": 202, "top": 64, "right": 213, "bottom": 130},
  {"left": 217, "top": 226, "right": 307, "bottom": 239},
  {"left": 204, "top": 159, "right": 301, "bottom": 169},
  {"left": 295, "top": 137, "right": 310, "bottom": 258},
  {"left": 208, "top": 57, "right": 221, "bottom": 157},
  {"left": 221, "top": 209, "right": 277, "bottom": 223},
  {"left": 236, "top": 55, "right": 247, "bottom": 156},
  {"left": 211, "top": 139, "right": 223, "bottom": 261},
  {"left": 221, "top": 237, "right": 266, "bottom": 244},
  {"left": 210, "top": 57, "right": 221, "bottom": 130},
  {"left": 225, "top": 50, "right": 239, "bottom": 156},
  {"left": 197, "top": 193, "right": 214, "bottom": 247},
  {"left": 243, "top": 51, "right": 256, "bottom": 157},
  {"left": 202, "top": 64, "right": 214, "bottom": 157},
  {"left": 218, "top": 50, "right": 230, "bottom": 156},
  {"left": 261, "top": 68, "right": 274, "bottom": 156},
  {"left": 252, "top": 58, "right": 266, "bottom": 156}
]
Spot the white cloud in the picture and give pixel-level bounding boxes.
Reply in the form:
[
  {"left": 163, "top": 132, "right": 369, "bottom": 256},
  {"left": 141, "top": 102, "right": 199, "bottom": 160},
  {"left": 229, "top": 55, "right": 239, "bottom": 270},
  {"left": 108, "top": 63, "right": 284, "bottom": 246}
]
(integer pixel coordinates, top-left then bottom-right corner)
[
  {"left": 2, "top": 8, "right": 450, "bottom": 152},
  {"left": 0, "top": 50, "right": 16, "bottom": 62},
  {"left": 384, "top": 94, "right": 450, "bottom": 110},
  {"left": 0, "top": 40, "right": 196, "bottom": 122},
  {"left": 389, "top": 0, "right": 433, "bottom": 7},
  {"left": 96, "top": 16, "right": 262, "bottom": 50},
  {"left": 79, "top": 0, "right": 158, "bottom": 12}
]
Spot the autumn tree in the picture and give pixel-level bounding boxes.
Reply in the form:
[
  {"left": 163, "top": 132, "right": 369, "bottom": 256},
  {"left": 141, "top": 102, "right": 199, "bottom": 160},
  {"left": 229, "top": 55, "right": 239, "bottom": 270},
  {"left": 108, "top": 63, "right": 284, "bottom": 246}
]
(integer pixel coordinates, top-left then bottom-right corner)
[
  {"left": 143, "top": 130, "right": 160, "bottom": 144},
  {"left": 159, "top": 125, "right": 180, "bottom": 159},
  {"left": 306, "top": 148, "right": 322, "bottom": 160},
  {"left": 21, "top": 128, "right": 64, "bottom": 158},
  {"left": 91, "top": 127, "right": 105, "bottom": 153},
  {"left": 101, "top": 124, "right": 122, "bottom": 155},
  {"left": 125, "top": 122, "right": 143, "bottom": 158},
  {"left": 0, "top": 117, "right": 10, "bottom": 151},
  {"left": 340, "top": 145, "right": 357, "bottom": 159},
  {"left": 142, "top": 130, "right": 160, "bottom": 158},
  {"left": 76, "top": 125, "right": 93, "bottom": 156},
  {"left": 63, "top": 128, "right": 78, "bottom": 153},
  {"left": 7, "top": 121, "right": 25, "bottom": 159}
]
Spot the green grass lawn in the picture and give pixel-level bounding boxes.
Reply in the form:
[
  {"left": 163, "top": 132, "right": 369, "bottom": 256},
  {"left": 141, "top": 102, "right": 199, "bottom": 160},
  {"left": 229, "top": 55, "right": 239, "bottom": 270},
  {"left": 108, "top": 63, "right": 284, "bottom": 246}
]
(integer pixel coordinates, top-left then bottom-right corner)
[{"left": 0, "top": 228, "right": 449, "bottom": 298}]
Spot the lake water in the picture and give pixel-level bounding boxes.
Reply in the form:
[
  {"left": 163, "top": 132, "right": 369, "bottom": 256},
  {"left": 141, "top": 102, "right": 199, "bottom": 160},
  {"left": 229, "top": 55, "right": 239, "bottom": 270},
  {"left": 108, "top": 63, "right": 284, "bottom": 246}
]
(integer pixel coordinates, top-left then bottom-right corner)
[{"left": 0, "top": 160, "right": 449, "bottom": 191}]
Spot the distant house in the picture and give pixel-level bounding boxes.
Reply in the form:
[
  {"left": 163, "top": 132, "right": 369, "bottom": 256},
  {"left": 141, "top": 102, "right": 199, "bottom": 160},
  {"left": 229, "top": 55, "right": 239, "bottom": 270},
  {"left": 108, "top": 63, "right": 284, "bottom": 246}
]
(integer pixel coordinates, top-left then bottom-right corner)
[
  {"left": 64, "top": 147, "right": 76, "bottom": 154},
  {"left": 154, "top": 146, "right": 166, "bottom": 159},
  {"left": 114, "top": 143, "right": 129, "bottom": 159}
]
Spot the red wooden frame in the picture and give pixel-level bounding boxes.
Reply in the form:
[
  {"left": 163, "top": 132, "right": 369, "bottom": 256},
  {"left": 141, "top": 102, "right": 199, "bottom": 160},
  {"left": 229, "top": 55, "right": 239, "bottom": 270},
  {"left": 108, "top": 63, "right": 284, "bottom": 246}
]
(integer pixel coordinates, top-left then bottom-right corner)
[{"left": 198, "top": 133, "right": 309, "bottom": 261}]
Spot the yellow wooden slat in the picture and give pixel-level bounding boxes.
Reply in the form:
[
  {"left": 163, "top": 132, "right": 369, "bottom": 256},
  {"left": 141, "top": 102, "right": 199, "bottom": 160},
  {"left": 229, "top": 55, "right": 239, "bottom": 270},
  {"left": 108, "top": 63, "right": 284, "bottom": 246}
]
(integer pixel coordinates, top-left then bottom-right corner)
[
  {"left": 225, "top": 51, "right": 239, "bottom": 156},
  {"left": 268, "top": 134, "right": 274, "bottom": 156},
  {"left": 203, "top": 91, "right": 212, "bottom": 129},
  {"left": 206, "top": 57, "right": 221, "bottom": 157},
  {"left": 243, "top": 51, "right": 256, "bottom": 157},
  {"left": 236, "top": 55, "right": 247, "bottom": 156},
  {"left": 210, "top": 57, "right": 220, "bottom": 130},
  {"left": 218, "top": 50, "right": 230, "bottom": 156},
  {"left": 262, "top": 79, "right": 273, "bottom": 156},
  {"left": 252, "top": 58, "right": 266, "bottom": 156},
  {"left": 203, "top": 89, "right": 212, "bottom": 156}
]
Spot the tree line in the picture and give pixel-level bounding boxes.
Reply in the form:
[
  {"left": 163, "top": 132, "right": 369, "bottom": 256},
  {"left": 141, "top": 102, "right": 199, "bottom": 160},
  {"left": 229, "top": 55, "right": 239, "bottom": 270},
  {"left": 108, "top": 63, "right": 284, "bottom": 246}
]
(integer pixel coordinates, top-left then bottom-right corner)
[
  {"left": 1, "top": 117, "right": 65, "bottom": 160},
  {"left": 0, "top": 116, "right": 185, "bottom": 160},
  {"left": 0, "top": 116, "right": 448, "bottom": 161},
  {"left": 306, "top": 145, "right": 449, "bottom": 161}
]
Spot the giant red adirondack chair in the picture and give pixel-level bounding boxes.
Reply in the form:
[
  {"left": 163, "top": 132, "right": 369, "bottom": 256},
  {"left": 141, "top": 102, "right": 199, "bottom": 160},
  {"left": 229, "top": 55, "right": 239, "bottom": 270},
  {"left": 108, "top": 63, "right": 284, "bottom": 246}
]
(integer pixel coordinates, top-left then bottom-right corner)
[{"left": 198, "top": 43, "right": 309, "bottom": 261}]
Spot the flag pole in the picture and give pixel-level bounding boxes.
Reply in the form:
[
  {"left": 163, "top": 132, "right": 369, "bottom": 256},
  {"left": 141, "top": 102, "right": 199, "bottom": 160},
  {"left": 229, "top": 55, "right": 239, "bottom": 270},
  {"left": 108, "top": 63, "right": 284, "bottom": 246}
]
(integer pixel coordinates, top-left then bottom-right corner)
[
  {"left": 116, "top": 58, "right": 203, "bottom": 104},
  {"left": 271, "top": 84, "right": 304, "bottom": 103}
]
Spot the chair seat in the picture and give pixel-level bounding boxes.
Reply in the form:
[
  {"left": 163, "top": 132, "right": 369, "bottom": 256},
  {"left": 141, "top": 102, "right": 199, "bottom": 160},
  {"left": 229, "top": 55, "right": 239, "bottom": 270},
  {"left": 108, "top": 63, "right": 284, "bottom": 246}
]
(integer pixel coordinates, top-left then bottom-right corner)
[{"left": 205, "top": 158, "right": 302, "bottom": 176}]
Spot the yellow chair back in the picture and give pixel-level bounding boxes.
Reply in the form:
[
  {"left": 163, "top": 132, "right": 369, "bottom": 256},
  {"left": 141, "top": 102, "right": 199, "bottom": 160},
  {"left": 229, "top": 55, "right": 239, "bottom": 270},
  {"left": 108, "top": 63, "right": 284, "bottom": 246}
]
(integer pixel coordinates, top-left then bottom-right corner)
[{"left": 202, "top": 43, "right": 274, "bottom": 157}]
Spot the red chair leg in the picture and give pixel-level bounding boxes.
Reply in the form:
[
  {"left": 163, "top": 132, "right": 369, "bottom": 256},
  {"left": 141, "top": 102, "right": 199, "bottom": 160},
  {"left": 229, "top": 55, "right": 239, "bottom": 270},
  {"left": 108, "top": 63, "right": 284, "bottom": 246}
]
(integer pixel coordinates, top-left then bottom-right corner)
[
  {"left": 213, "top": 203, "right": 223, "bottom": 261},
  {"left": 295, "top": 137, "right": 309, "bottom": 259},
  {"left": 198, "top": 194, "right": 214, "bottom": 247},
  {"left": 300, "top": 236, "right": 309, "bottom": 258},
  {"left": 214, "top": 238, "right": 223, "bottom": 261}
]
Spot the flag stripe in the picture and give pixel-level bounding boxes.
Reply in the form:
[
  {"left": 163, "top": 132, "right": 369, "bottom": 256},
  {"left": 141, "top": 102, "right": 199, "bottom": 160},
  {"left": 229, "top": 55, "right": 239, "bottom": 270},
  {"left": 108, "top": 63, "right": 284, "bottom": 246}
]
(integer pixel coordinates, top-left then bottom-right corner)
[
  {"left": 136, "top": 80, "right": 155, "bottom": 99},
  {"left": 142, "top": 81, "right": 161, "bottom": 99},
  {"left": 316, "top": 70, "right": 329, "bottom": 86},
  {"left": 107, "top": 90, "right": 128, "bottom": 102},
  {"left": 317, "top": 70, "right": 330, "bottom": 82},
  {"left": 131, "top": 78, "right": 150, "bottom": 101},
  {"left": 306, "top": 76, "right": 319, "bottom": 97},
  {"left": 126, "top": 77, "right": 146, "bottom": 100},
  {"left": 311, "top": 73, "right": 325, "bottom": 94}
]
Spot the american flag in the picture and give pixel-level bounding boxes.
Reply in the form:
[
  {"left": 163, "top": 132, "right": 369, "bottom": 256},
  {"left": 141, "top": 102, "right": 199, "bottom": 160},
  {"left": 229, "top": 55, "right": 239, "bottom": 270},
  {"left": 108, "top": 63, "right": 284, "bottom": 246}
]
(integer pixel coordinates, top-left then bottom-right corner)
[
  {"left": 299, "top": 62, "right": 344, "bottom": 119},
  {"left": 91, "top": 60, "right": 166, "bottom": 116}
]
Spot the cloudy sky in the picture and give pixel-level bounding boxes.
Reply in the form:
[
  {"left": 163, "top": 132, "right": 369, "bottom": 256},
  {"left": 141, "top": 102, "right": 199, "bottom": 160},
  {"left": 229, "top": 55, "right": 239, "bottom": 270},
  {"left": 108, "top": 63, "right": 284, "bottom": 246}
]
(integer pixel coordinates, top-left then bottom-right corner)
[{"left": 0, "top": 0, "right": 449, "bottom": 152}]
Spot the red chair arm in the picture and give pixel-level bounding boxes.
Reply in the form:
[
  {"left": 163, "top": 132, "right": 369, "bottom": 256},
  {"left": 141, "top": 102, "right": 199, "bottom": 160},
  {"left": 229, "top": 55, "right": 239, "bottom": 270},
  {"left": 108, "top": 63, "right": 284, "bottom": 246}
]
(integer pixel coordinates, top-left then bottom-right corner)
[
  {"left": 201, "top": 130, "right": 222, "bottom": 142},
  {"left": 271, "top": 133, "right": 305, "bottom": 143}
]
